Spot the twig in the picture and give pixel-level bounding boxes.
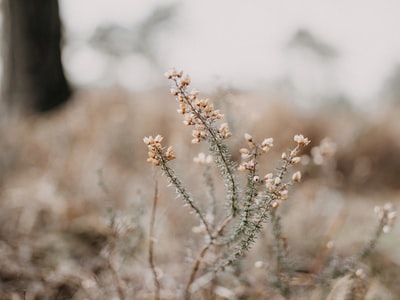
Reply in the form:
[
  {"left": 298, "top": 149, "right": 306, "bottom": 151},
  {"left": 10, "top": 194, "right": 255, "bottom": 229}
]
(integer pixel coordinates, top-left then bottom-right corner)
[
  {"left": 184, "top": 215, "right": 233, "bottom": 299},
  {"left": 270, "top": 210, "right": 290, "bottom": 298},
  {"left": 172, "top": 77, "right": 239, "bottom": 216},
  {"left": 185, "top": 242, "right": 213, "bottom": 300},
  {"left": 107, "top": 234, "right": 126, "bottom": 300},
  {"left": 149, "top": 180, "right": 161, "bottom": 300}
]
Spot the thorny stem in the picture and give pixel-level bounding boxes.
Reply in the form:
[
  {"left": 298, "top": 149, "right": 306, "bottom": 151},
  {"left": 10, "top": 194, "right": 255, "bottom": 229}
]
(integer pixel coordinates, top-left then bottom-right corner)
[
  {"left": 269, "top": 151, "right": 296, "bottom": 298},
  {"left": 270, "top": 210, "right": 290, "bottom": 298},
  {"left": 203, "top": 165, "right": 217, "bottom": 229},
  {"left": 230, "top": 146, "right": 260, "bottom": 244},
  {"left": 149, "top": 181, "right": 161, "bottom": 300},
  {"left": 174, "top": 78, "right": 239, "bottom": 216},
  {"left": 156, "top": 147, "right": 212, "bottom": 239},
  {"left": 208, "top": 133, "right": 239, "bottom": 216},
  {"left": 319, "top": 213, "right": 391, "bottom": 283},
  {"left": 220, "top": 146, "right": 297, "bottom": 269},
  {"left": 277, "top": 147, "right": 296, "bottom": 180},
  {"left": 217, "top": 201, "right": 272, "bottom": 270},
  {"left": 359, "top": 221, "right": 385, "bottom": 260},
  {"left": 357, "top": 214, "right": 387, "bottom": 261}
]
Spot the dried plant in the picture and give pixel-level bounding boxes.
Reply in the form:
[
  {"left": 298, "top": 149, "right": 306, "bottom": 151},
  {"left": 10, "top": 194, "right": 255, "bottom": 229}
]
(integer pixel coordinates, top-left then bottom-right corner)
[{"left": 143, "top": 69, "right": 398, "bottom": 299}]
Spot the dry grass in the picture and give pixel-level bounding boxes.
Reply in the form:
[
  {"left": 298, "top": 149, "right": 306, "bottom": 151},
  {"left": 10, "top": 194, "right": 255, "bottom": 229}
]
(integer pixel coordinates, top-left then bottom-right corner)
[{"left": 0, "top": 82, "right": 399, "bottom": 299}]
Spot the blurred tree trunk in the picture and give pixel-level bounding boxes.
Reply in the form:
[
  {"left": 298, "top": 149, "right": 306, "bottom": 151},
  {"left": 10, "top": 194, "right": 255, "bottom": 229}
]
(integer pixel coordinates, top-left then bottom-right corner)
[{"left": 1, "top": 0, "right": 72, "bottom": 114}]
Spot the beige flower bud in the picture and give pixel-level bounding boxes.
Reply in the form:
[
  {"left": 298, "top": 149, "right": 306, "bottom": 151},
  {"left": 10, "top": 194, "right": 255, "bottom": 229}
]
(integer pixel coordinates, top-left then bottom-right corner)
[
  {"left": 238, "top": 164, "right": 246, "bottom": 172},
  {"left": 244, "top": 133, "right": 253, "bottom": 142},
  {"left": 291, "top": 157, "right": 301, "bottom": 164},
  {"left": 294, "top": 134, "right": 310, "bottom": 146},
  {"left": 292, "top": 171, "right": 302, "bottom": 182}
]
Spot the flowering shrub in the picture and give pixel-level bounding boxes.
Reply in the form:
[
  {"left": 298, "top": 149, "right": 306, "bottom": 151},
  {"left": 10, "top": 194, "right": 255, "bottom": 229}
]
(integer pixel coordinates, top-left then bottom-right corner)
[{"left": 143, "top": 70, "right": 397, "bottom": 299}]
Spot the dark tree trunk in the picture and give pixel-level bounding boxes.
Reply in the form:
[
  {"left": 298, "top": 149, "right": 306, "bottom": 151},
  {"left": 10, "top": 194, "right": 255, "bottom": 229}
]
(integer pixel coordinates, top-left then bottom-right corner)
[{"left": 1, "top": 0, "right": 72, "bottom": 114}]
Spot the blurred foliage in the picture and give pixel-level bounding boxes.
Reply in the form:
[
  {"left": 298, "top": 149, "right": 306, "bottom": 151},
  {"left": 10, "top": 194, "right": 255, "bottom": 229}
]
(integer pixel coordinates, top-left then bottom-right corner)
[
  {"left": 286, "top": 28, "right": 338, "bottom": 60},
  {"left": 89, "top": 3, "right": 179, "bottom": 67},
  {"left": 381, "top": 64, "right": 400, "bottom": 105},
  {"left": 0, "top": 89, "right": 399, "bottom": 298}
]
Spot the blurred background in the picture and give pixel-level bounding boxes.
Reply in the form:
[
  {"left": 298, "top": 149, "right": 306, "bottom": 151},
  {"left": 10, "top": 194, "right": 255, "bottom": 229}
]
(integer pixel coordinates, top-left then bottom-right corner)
[
  {"left": 59, "top": 0, "right": 400, "bottom": 106},
  {"left": 0, "top": 1, "right": 400, "bottom": 299},
  {"left": 3, "top": 0, "right": 400, "bottom": 110}
]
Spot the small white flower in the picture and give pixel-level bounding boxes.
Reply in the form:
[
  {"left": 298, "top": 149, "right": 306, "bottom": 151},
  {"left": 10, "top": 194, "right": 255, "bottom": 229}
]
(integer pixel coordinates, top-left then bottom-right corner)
[
  {"left": 291, "top": 157, "right": 301, "bottom": 164},
  {"left": 238, "top": 164, "right": 246, "bottom": 172},
  {"left": 383, "top": 225, "right": 392, "bottom": 233},
  {"left": 181, "top": 74, "right": 191, "bottom": 85},
  {"left": 274, "top": 177, "right": 281, "bottom": 185},
  {"left": 143, "top": 136, "right": 152, "bottom": 145},
  {"left": 244, "top": 133, "right": 253, "bottom": 142},
  {"left": 388, "top": 211, "right": 397, "bottom": 221},
  {"left": 170, "top": 88, "right": 179, "bottom": 96},
  {"left": 193, "top": 152, "right": 213, "bottom": 165},
  {"left": 154, "top": 135, "right": 163, "bottom": 143},
  {"left": 272, "top": 200, "right": 280, "bottom": 208},
  {"left": 326, "top": 240, "right": 335, "bottom": 249},
  {"left": 261, "top": 137, "right": 274, "bottom": 148},
  {"left": 164, "top": 69, "right": 176, "bottom": 79},
  {"left": 292, "top": 171, "right": 302, "bottom": 182},
  {"left": 264, "top": 173, "right": 273, "bottom": 180},
  {"left": 355, "top": 268, "right": 366, "bottom": 279},
  {"left": 294, "top": 134, "right": 310, "bottom": 145}
]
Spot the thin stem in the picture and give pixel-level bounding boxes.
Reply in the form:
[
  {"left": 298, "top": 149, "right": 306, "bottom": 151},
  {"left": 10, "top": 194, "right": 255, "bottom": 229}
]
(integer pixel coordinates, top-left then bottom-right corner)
[
  {"left": 229, "top": 147, "right": 260, "bottom": 244},
  {"left": 107, "top": 237, "right": 126, "bottom": 300},
  {"left": 208, "top": 132, "right": 239, "bottom": 216},
  {"left": 149, "top": 180, "right": 161, "bottom": 300},
  {"left": 270, "top": 210, "right": 290, "bottom": 298},
  {"left": 215, "top": 215, "right": 233, "bottom": 237},
  {"left": 174, "top": 79, "right": 239, "bottom": 216},
  {"left": 216, "top": 201, "right": 272, "bottom": 270},
  {"left": 357, "top": 215, "right": 386, "bottom": 261},
  {"left": 203, "top": 165, "right": 217, "bottom": 230},
  {"left": 184, "top": 215, "right": 234, "bottom": 298},
  {"left": 184, "top": 242, "right": 213, "bottom": 300}
]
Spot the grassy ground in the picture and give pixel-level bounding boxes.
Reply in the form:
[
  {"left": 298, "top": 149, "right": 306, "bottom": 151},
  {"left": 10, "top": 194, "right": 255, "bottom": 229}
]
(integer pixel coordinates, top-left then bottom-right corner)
[{"left": 0, "top": 87, "right": 399, "bottom": 299}]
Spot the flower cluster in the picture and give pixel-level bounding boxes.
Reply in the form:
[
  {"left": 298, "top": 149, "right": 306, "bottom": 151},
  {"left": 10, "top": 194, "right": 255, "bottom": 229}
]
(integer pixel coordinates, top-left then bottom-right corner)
[
  {"left": 237, "top": 133, "right": 274, "bottom": 172},
  {"left": 236, "top": 133, "right": 310, "bottom": 208},
  {"left": 141, "top": 70, "right": 398, "bottom": 298},
  {"left": 193, "top": 152, "right": 213, "bottom": 165},
  {"left": 268, "top": 135, "right": 310, "bottom": 208},
  {"left": 265, "top": 174, "right": 289, "bottom": 208},
  {"left": 374, "top": 203, "right": 397, "bottom": 233},
  {"left": 165, "top": 69, "right": 231, "bottom": 144},
  {"left": 293, "top": 134, "right": 311, "bottom": 146},
  {"left": 143, "top": 135, "right": 175, "bottom": 166}
]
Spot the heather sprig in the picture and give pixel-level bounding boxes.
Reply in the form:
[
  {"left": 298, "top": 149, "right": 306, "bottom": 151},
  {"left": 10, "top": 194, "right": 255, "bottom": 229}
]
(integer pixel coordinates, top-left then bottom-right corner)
[
  {"left": 144, "top": 134, "right": 212, "bottom": 238},
  {"left": 358, "top": 202, "right": 397, "bottom": 260},
  {"left": 144, "top": 70, "right": 312, "bottom": 298},
  {"left": 143, "top": 70, "right": 396, "bottom": 299},
  {"left": 165, "top": 69, "right": 239, "bottom": 216},
  {"left": 219, "top": 134, "right": 310, "bottom": 271}
]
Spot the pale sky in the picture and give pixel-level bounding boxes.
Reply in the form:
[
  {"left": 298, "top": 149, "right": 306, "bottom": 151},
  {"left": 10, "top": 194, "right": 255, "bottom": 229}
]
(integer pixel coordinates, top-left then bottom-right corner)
[{"left": 60, "top": 0, "right": 400, "bottom": 103}]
